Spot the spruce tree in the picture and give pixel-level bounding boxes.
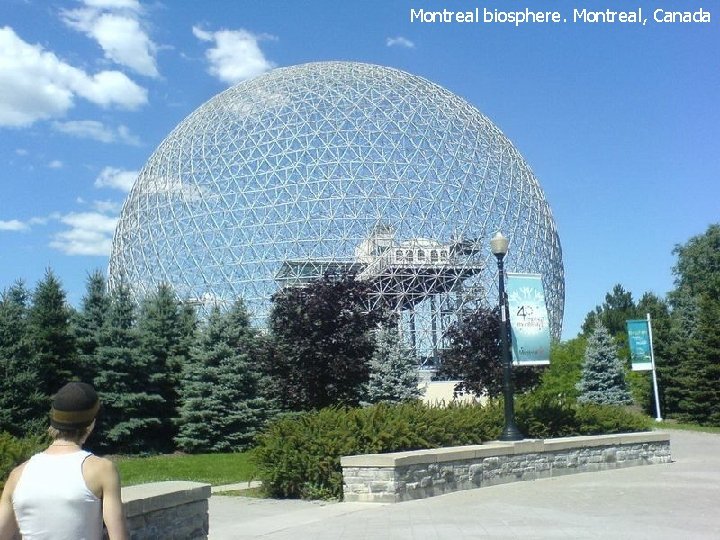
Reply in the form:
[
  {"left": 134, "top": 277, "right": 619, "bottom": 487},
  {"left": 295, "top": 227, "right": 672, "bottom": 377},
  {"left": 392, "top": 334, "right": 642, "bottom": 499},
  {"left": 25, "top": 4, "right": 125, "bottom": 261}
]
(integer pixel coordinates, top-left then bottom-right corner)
[
  {"left": 664, "top": 292, "right": 699, "bottom": 417},
  {"left": 136, "top": 284, "right": 192, "bottom": 452},
  {"left": 676, "top": 294, "right": 720, "bottom": 425},
  {"left": 0, "top": 281, "right": 45, "bottom": 435},
  {"left": 27, "top": 270, "right": 77, "bottom": 396},
  {"left": 176, "top": 301, "right": 274, "bottom": 452},
  {"left": 576, "top": 323, "right": 632, "bottom": 405},
  {"left": 72, "top": 270, "right": 110, "bottom": 383},
  {"left": 364, "top": 324, "right": 421, "bottom": 404},
  {"left": 93, "top": 284, "right": 163, "bottom": 453},
  {"left": 666, "top": 224, "right": 720, "bottom": 423}
]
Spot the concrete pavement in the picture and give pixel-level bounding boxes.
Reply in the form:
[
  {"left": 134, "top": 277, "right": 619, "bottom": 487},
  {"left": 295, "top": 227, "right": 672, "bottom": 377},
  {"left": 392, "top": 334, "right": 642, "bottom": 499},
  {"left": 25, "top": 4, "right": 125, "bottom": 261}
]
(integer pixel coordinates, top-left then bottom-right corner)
[{"left": 209, "top": 429, "right": 720, "bottom": 539}]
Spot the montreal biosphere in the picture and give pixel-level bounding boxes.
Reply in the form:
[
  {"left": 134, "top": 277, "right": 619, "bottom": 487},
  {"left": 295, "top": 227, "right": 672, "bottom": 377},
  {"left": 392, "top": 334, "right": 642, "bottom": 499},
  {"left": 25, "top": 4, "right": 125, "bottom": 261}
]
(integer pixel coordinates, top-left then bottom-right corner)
[{"left": 108, "top": 61, "right": 564, "bottom": 365}]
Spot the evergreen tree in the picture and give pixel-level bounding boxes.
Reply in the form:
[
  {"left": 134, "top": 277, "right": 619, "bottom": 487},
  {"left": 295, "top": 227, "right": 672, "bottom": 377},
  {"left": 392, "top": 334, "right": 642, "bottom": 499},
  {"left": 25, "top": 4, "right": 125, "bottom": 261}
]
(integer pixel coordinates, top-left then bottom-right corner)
[
  {"left": 581, "top": 284, "right": 639, "bottom": 345},
  {"left": 676, "top": 294, "right": 720, "bottom": 425},
  {"left": 27, "top": 270, "right": 77, "bottom": 396},
  {"left": 364, "top": 324, "right": 421, "bottom": 404},
  {"left": 93, "top": 284, "right": 163, "bottom": 453},
  {"left": 268, "top": 273, "right": 383, "bottom": 410},
  {"left": 0, "top": 281, "right": 45, "bottom": 435},
  {"left": 72, "top": 270, "right": 110, "bottom": 383},
  {"left": 665, "top": 224, "right": 720, "bottom": 422},
  {"left": 576, "top": 323, "right": 632, "bottom": 405},
  {"left": 136, "top": 284, "right": 192, "bottom": 452},
  {"left": 176, "top": 301, "right": 274, "bottom": 452},
  {"left": 177, "top": 302, "right": 198, "bottom": 366}
]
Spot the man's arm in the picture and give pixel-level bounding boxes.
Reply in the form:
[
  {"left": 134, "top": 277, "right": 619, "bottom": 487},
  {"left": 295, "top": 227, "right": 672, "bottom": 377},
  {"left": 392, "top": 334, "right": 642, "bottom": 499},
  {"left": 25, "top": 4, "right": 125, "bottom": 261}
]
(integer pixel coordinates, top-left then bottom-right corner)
[
  {"left": 99, "top": 460, "right": 128, "bottom": 540},
  {"left": 0, "top": 466, "right": 22, "bottom": 540}
]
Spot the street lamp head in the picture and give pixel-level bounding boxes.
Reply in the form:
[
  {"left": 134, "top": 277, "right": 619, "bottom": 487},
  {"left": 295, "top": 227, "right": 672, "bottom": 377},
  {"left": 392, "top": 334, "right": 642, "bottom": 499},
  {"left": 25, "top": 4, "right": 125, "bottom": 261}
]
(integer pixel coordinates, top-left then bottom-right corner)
[{"left": 490, "top": 232, "right": 509, "bottom": 257}]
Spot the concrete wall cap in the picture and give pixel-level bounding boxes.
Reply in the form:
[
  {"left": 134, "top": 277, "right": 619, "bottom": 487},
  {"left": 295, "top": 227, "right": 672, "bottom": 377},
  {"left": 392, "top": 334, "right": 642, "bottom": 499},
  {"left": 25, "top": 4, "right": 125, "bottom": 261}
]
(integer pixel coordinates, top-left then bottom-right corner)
[
  {"left": 341, "top": 432, "right": 668, "bottom": 468},
  {"left": 122, "top": 481, "right": 211, "bottom": 517}
]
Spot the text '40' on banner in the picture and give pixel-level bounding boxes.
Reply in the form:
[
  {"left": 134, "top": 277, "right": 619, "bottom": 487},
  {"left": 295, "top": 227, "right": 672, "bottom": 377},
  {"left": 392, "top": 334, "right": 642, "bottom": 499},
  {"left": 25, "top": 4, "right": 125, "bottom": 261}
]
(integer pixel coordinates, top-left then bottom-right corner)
[{"left": 506, "top": 273, "right": 551, "bottom": 366}]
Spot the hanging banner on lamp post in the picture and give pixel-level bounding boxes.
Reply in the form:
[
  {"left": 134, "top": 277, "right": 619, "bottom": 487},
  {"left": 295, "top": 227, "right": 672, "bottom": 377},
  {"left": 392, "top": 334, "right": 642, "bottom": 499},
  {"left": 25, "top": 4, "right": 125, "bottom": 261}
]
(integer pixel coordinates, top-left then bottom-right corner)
[
  {"left": 506, "top": 273, "right": 551, "bottom": 365},
  {"left": 627, "top": 319, "right": 652, "bottom": 371}
]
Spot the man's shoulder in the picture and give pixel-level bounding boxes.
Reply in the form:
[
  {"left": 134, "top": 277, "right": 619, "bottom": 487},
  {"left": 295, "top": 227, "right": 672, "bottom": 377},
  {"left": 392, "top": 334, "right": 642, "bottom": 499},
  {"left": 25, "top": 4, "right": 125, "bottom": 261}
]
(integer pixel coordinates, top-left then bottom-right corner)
[
  {"left": 84, "top": 454, "right": 118, "bottom": 475},
  {"left": 2, "top": 462, "right": 28, "bottom": 497},
  {"left": 9, "top": 462, "right": 28, "bottom": 482}
]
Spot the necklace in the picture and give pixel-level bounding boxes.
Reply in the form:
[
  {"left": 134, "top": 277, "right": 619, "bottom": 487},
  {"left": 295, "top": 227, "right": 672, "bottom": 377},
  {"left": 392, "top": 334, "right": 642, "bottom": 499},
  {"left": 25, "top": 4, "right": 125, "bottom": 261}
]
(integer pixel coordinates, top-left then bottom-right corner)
[{"left": 51, "top": 442, "right": 80, "bottom": 447}]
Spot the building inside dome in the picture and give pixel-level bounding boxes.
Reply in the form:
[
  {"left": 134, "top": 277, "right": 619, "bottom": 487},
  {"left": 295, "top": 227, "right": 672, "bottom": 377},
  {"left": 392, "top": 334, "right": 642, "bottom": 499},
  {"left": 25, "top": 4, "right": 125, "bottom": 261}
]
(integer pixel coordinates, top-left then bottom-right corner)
[{"left": 108, "top": 61, "right": 564, "bottom": 368}]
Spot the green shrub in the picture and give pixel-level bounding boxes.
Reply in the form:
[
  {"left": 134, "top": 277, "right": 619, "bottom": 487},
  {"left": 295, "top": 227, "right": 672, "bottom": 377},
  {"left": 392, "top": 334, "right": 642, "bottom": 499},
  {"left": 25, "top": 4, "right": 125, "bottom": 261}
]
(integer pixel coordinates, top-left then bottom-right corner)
[
  {"left": 254, "top": 401, "right": 512, "bottom": 500},
  {"left": 0, "top": 432, "right": 46, "bottom": 491},
  {"left": 515, "top": 394, "right": 580, "bottom": 438},
  {"left": 253, "top": 397, "right": 652, "bottom": 501},
  {"left": 253, "top": 401, "right": 502, "bottom": 499},
  {"left": 516, "top": 393, "right": 651, "bottom": 437},
  {"left": 574, "top": 403, "right": 652, "bottom": 434}
]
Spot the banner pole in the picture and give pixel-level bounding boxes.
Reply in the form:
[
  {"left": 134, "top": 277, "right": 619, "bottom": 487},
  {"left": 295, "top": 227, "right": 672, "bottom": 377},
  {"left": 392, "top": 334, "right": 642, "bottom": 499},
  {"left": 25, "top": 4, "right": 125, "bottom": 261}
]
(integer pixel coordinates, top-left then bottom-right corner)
[{"left": 647, "top": 313, "right": 663, "bottom": 422}]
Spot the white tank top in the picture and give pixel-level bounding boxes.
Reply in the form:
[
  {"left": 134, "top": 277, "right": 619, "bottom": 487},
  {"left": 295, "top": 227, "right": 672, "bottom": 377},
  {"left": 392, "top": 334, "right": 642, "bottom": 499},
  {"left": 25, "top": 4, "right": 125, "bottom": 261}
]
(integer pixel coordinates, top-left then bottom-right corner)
[{"left": 12, "top": 450, "right": 103, "bottom": 540}]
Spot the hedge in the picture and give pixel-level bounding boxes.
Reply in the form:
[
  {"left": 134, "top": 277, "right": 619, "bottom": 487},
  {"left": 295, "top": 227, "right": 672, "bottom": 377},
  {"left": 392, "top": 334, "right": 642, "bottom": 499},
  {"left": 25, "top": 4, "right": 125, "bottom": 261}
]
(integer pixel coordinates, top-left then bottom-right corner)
[{"left": 253, "top": 397, "right": 652, "bottom": 500}]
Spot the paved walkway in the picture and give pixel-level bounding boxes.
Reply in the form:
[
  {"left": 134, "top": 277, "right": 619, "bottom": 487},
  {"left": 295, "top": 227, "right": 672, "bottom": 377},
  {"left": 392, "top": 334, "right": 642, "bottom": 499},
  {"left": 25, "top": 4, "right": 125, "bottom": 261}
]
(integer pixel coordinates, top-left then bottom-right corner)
[{"left": 209, "top": 429, "right": 720, "bottom": 539}]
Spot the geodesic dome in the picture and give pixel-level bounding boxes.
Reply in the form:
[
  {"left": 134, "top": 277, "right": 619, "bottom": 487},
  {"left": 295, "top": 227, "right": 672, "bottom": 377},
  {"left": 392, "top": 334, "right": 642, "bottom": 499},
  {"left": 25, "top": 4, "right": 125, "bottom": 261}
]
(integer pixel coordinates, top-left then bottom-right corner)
[{"left": 108, "top": 61, "right": 564, "bottom": 360}]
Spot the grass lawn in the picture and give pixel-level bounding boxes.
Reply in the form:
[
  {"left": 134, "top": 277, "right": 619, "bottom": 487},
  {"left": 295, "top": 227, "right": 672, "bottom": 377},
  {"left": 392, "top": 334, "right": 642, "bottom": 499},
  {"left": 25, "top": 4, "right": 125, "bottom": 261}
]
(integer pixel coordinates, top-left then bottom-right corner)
[
  {"left": 115, "top": 451, "right": 258, "bottom": 487},
  {"left": 656, "top": 420, "right": 720, "bottom": 434}
]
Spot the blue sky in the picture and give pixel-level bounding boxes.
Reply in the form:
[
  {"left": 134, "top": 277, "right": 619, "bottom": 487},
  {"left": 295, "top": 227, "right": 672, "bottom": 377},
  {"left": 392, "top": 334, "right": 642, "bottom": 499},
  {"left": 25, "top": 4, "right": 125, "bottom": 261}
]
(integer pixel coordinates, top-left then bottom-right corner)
[{"left": 1, "top": 0, "right": 718, "bottom": 339}]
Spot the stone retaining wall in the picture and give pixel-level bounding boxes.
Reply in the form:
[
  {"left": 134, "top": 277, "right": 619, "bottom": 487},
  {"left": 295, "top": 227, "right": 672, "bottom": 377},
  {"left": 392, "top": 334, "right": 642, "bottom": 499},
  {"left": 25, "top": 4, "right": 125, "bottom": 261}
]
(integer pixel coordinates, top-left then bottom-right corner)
[
  {"left": 121, "top": 481, "right": 211, "bottom": 539},
  {"left": 341, "top": 431, "right": 671, "bottom": 503}
]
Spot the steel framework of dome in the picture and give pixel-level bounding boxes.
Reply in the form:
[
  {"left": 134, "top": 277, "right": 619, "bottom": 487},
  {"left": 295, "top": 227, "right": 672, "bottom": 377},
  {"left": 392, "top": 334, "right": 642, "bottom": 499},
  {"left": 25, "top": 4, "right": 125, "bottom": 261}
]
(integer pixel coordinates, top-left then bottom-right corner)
[{"left": 108, "top": 61, "right": 564, "bottom": 365}]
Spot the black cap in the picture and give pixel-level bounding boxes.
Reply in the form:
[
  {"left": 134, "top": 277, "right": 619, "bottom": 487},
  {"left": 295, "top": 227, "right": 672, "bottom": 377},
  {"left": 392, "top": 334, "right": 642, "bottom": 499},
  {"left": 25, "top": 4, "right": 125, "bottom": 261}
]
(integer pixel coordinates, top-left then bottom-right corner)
[{"left": 50, "top": 382, "right": 100, "bottom": 429}]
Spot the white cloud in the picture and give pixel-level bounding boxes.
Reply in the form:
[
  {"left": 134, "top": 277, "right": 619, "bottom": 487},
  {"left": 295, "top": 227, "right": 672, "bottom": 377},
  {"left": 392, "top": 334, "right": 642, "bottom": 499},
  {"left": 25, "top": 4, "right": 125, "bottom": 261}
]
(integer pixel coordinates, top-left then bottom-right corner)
[
  {"left": 29, "top": 215, "right": 57, "bottom": 226},
  {"left": 3, "top": 201, "right": 122, "bottom": 255},
  {"left": 48, "top": 160, "right": 64, "bottom": 169},
  {"left": 0, "top": 26, "right": 148, "bottom": 127},
  {"left": 387, "top": 36, "right": 415, "bottom": 48},
  {"left": 94, "top": 166, "right": 138, "bottom": 192},
  {"left": 116, "top": 125, "right": 140, "bottom": 145},
  {"left": 52, "top": 120, "right": 140, "bottom": 145},
  {"left": 92, "top": 199, "right": 123, "bottom": 213},
  {"left": 49, "top": 211, "right": 118, "bottom": 256},
  {"left": 83, "top": 1, "right": 141, "bottom": 12},
  {"left": 0, "top": 219, "right": 29, "bottom": 231},
  {"left": 62, "top": 1, "right": 159, "bottom": 77},
  {"left": 193, "top": 26, "right": 275, "bottom": 85},
  {"left": 73, "top": 70, "right": 148, "bottom": 108}
]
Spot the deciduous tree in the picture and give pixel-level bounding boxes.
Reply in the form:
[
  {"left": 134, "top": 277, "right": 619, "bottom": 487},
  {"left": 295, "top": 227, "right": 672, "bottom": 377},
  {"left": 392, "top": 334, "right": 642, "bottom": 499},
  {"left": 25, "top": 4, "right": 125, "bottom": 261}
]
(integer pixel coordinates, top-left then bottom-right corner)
[
  {"left": 268, "top": 273, "right": 383, "bottom": 410},
  {"left": 437, "top": 306, "right": 539, "bottom": 398}
]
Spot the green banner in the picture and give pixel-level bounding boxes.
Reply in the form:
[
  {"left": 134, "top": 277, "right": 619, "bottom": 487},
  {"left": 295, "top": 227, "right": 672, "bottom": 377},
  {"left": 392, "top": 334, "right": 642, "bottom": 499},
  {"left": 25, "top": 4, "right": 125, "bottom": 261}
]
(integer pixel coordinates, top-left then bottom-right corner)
[
  {"left": 627, "top": 319, "right": 652, "bottom": 371},
  {"left": 506, "top": 273, "right": 550, "bottom": 365}
]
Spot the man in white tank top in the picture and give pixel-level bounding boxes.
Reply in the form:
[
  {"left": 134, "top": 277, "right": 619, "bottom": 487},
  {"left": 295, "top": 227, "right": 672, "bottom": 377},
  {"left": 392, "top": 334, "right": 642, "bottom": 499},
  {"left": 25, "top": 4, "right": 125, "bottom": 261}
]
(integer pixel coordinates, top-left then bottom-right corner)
[{"left": 0, "top": 382, "right": 128, "bottom": 540}]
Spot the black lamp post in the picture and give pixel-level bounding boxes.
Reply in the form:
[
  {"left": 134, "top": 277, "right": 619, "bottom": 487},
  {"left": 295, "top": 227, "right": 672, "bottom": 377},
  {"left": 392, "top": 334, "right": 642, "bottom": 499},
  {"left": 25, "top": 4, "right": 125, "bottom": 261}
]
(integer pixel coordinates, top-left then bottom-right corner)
[{"left": 490, "top": 232, "right": 525, "bottom": 441}]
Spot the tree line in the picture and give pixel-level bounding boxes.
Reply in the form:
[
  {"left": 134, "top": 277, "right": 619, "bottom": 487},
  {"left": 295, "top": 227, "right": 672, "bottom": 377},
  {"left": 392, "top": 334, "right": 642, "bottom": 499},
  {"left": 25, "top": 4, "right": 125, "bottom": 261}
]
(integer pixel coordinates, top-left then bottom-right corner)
[
  {"left": 0, "top": 271, "right": 420, "bottom": 454},
  {"left": 1, "top": 223, "right": 718, "bottom": 454},
  {"left": 544, "top": 223, "right": 720, "bottom": 425}
]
